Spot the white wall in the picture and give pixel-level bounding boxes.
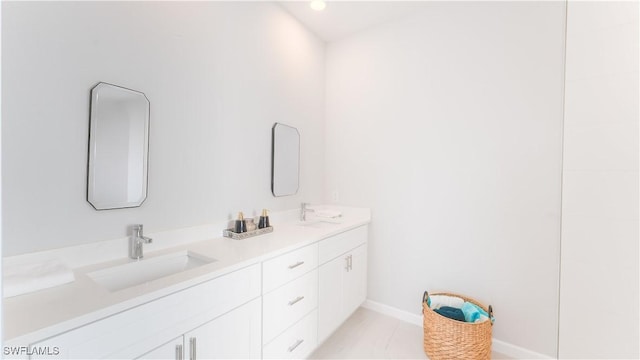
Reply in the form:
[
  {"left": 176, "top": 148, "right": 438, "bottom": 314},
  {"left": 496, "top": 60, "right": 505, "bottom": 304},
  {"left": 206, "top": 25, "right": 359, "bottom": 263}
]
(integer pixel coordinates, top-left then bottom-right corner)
[
  {"left": 0, "top": 1, "right": 4, "bottom": 344},
  {"left": 325, "top": 2, "right": 566, "bottom": 356},
  {"left": 559, "top": 1, "right": 639, "bottom": 358},
  {"left": 2, "top": 2, "right": 325, "bottom": 256}
]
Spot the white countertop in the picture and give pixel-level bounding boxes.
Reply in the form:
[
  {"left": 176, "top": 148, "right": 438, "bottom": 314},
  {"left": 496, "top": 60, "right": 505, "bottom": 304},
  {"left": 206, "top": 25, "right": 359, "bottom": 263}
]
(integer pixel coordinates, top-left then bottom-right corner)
[{"left": 3, "top": 206, "right": 371, "bottom": 345}]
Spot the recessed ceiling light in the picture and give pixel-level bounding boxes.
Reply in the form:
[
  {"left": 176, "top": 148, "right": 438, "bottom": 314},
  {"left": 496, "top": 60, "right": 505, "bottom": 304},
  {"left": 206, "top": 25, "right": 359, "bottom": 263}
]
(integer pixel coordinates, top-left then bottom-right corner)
[{"left": 310, "top": 0, "right": 326, "bottom": 11}]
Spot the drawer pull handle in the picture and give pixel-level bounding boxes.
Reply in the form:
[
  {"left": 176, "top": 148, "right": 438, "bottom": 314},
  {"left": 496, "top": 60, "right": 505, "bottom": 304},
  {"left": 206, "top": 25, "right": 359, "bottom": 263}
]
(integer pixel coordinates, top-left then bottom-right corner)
[
  {"left": 176, "top": 344, "right": 183, "bottom": 360},
  {"left": 288, "top": 261, "right": 305, "bottom": 269},
  {"left": 288, "top": 295, "right": 305, "bottom": 306},
  {"left": 288, "top": 339, "right": 304, "bottom": 352}
]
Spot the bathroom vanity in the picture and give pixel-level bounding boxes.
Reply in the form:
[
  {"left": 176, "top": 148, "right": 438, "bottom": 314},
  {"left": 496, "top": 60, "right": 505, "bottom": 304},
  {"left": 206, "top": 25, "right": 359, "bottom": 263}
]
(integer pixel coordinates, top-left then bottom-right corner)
[{"left": 3, "top": 207, "right": 370, "bottom": 360}]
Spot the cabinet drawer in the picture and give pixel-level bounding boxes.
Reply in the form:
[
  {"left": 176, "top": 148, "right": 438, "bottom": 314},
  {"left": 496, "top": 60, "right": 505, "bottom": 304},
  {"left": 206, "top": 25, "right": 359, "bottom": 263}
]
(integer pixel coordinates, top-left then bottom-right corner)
[
  {"left": 263, "top": 269, "right": 318, "bottom": 344},
  {"left": 263, "top": 243, "right": 318, "bottom": 293},
  {"left": 319, "top": 225, "right": 368, "bottom": 264},
  {"left": 263, "top": 310, "right": 317, "bottom": 359},
  {"left": 29, "top": 264, "right": 261, "bottom": 359}
]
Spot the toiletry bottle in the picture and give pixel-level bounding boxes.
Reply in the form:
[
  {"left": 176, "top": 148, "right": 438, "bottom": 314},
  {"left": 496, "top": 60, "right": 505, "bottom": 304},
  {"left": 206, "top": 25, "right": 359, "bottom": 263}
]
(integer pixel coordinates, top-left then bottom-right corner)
[
  {"left": 258, "top": 209, "right": 270, "bottom": 229},
  {"left": 234, "top": 212, "right": 247, "bottom": 233},
  {"left": 245, "top": 217, "right": 257, "bottom": 232}
]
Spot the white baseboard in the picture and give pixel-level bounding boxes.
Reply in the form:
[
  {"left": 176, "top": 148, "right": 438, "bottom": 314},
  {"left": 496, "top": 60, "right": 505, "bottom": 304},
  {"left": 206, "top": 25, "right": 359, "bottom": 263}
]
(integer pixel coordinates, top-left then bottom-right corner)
[
  {"left": 362, "top": 299, "right": 554, "bottom": 360},
  {"left": 362, "top": 299, "right": 423, "bottom": 326},
  {"left": 492, "top": 339, "right": 553, "bottom": 359}
]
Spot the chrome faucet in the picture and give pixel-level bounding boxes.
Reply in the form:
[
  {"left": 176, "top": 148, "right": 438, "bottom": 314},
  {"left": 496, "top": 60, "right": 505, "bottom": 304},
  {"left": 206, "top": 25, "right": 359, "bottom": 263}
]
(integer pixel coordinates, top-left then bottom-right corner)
[
  {"left": 300, "top": 202, "right": 315, "bottom": 221},
  {"left": 130, "top": 224, "right": 153, "bottom": 260}
]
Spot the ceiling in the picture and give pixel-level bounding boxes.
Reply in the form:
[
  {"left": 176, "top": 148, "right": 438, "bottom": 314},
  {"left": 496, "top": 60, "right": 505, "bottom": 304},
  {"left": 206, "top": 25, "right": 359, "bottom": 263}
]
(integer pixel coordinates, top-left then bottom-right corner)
[{"left": 278, "top": 1, "right": 434, "bottom": 42}]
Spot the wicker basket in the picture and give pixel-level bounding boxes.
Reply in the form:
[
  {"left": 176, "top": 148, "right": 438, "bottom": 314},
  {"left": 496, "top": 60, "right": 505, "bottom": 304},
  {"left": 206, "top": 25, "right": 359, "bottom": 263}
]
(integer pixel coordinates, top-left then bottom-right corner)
[{"left": 422, "top": 291, "right": 493, "bottom": 360}]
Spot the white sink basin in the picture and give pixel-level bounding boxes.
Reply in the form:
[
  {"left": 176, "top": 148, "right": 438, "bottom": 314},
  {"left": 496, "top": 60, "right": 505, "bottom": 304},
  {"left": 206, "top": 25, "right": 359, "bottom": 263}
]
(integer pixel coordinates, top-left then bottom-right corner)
[
  {"left": 297, "top": 219, "right": 342, "bottom": 229},
  {"left": 88, "top": 251, "right": 216, "bottom": 292}
]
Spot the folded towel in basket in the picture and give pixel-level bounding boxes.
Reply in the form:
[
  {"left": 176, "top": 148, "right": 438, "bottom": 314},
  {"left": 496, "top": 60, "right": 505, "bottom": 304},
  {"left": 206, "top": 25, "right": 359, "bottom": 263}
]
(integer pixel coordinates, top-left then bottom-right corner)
[
  {"left": 461, "top": 302, "right": 490, "bottom": 323},
  {"left": 434, "top": 306, "right": 466, "bottom": 322},
  {"left": 4, "top": 260, "right": 75, "bottom": 298},
  {"left": 428, "top": 294, "right": 465, "bottom": 310}
]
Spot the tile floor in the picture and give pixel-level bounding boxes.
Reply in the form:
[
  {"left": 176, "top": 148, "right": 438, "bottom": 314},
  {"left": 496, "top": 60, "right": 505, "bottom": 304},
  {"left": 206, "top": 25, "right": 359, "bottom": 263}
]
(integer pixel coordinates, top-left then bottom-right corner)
[{"left": 310, "top": 307, "right": 512, "bottom": 359}]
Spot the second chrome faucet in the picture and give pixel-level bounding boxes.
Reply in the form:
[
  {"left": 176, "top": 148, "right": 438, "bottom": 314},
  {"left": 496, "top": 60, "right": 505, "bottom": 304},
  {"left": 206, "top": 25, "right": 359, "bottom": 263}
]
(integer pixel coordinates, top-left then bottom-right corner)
[
  {"left": 130, "top": 224, "right": 153, "bottom": 260},
  {"left": 300, "top": 202, "right": 315, "bottom": 221}
]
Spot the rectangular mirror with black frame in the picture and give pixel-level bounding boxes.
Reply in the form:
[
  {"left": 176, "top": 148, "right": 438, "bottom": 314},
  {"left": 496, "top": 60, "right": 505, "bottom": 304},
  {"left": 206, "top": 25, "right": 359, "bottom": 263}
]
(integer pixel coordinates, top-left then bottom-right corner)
[{"left": 87, "top": 82, "right": 150, "bottom": 210}]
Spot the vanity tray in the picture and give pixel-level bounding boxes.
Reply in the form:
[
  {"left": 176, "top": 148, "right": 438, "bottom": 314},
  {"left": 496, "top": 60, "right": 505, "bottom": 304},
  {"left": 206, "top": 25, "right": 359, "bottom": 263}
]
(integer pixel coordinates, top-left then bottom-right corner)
[{"left": 223, "top": 226, "right": 273, "bottom": 240}]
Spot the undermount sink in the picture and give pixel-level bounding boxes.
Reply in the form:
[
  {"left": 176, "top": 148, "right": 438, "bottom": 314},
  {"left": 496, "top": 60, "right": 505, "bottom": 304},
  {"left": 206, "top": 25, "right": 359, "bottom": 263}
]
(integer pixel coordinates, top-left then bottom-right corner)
[
  {"left": 88, "top": 251, "right": 216, "bottom": 292},
  {"left": 297, "top": 219, "right": 342, "bottom": 229}
]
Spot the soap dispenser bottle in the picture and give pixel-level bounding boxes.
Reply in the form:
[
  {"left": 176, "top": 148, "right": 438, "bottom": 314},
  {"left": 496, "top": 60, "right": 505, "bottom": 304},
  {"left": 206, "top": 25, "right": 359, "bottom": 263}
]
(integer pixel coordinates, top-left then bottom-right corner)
[
  {"left": 258, "top": 209, "right": 270, "bottom": 229},
  {"left": 234, "top": 212, "right": 247, "bottom": 233}
]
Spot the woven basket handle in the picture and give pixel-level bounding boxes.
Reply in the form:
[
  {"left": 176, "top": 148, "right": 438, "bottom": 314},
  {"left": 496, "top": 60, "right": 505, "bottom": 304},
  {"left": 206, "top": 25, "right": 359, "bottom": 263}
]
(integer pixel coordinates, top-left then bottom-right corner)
[{"left": 422, "top": 291, "right": 429, "bottom": 304}]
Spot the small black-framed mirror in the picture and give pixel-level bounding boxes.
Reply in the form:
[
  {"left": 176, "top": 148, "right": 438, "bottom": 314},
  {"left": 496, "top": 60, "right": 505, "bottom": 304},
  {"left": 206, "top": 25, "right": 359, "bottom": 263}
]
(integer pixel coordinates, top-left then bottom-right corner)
[{"left": 271, "top": 123, "right": 300, "bottom": 197}]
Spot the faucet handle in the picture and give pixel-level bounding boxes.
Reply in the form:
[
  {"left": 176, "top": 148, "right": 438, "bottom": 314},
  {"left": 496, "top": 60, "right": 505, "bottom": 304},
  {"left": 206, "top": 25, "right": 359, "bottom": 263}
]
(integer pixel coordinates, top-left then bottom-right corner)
[{"left": 133, "top": 224, "right": 143, "bottom": 235}]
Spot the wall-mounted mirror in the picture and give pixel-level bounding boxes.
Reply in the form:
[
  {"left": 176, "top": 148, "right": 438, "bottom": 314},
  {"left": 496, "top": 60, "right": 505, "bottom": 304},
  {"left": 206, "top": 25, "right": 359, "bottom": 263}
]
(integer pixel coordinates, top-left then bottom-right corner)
[
  {"left": 272, "top": 123, "right": 300, "bottom": 197},
  {"left": 87, "top": 82, "right": 150, "bottom": 210}
]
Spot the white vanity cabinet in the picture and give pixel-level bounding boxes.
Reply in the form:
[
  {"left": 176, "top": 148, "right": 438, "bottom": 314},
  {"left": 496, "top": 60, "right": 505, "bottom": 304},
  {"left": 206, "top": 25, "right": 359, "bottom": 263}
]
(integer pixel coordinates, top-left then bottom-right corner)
[
  {"left": 11, "top": 215, "right": 371, "bottom": 360},
  {"left": 317, "top": 225, "right": 368, "bottom": 344},
  {"left": 28, "top": 264, "right": 261, "bottom": 360},
  {"left": 262, "top": 243, "right": 319, "bottom": 359}
]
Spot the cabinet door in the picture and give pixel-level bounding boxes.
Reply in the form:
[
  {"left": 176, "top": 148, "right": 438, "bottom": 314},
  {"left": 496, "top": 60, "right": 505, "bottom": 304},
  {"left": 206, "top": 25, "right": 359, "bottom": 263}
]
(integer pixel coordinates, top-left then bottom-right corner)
[
  {"left": 136, "top": 336, "right": 184, "bottom": 360},
  {"left": 343, "top": 244, "right": 367, "bottom": 317},
  {"left": 317, "top": 254, "right": 348, "bottom": 343},
  {"left": 184, "top": 298, "right": 261, "bottom": 359}
]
